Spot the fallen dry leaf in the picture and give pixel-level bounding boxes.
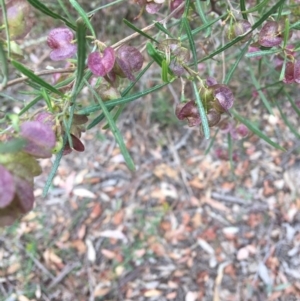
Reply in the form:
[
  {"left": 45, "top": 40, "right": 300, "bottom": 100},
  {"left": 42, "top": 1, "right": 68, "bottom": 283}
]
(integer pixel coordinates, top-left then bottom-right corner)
[{"left": 144, "top": 289, "right": 162, "bottom": 297}]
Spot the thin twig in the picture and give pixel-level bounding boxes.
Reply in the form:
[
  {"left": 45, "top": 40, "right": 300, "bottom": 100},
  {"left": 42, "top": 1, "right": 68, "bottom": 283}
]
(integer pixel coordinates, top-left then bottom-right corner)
[
  {"left": 47, "top": 262, "right": 81, "bottom": 289},
  {"left": 111, "top": 1, "right": 185, "bottom": 49},
  {"left": 16, "top": 243, "right": 56, "bottom": 280},
  {"left": 1, "top": 68, "right": 76, "bottom": 90},
  {"left": 211, "top": 192, "right": 247, "bottom": 205}
]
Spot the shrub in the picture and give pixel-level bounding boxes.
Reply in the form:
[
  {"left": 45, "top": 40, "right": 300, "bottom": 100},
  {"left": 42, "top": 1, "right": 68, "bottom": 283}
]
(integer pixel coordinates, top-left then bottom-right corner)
[{"left": 0, "top": 0, "right": 298, "bottom": 225}]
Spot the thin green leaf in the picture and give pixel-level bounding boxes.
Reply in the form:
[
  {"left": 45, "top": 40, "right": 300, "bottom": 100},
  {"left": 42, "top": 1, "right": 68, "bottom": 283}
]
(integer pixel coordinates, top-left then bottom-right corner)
[
  {"left": 121, "top": 60, "right": 154, "bottom": 96},
  {"left": 154, "top": 22, "right": 176, "bottom": 38},
  {"left": 162, "top": 59, "right": 168, "bottom": 82},
  {"left": 231, "top": 109, "right": 285, "bottom": 151},
  {"left": 80, "top": 82, "right": 169, "bottom": 115},
  {"left": 69, "top": 0, "right": 95, "bottom": 37},
  {"left": 27, "top": 0, "right": 76, "bottom": 30},
  {"left": 192, "top": 81, "right": 210, "bottom": 139},
  {"left": 18, "top": 95, "right": 43, "bottom": 116},
  {"left": 205, "top": 129, "right": 219, "bottom": 155},
  {"left": 283, "top": 18, "right": 290, "bottom": 48},
  {"left": 227, "top": 133, "right": 234, "bottom": 173},
  {"left": 102, "top": 105, "right": 125, "bottom": 130},
  {"left": 0, "top": 0, "right": 10, "bottom": 57},
  {"left": 285, "top": 91, "right": 300, "bottom": 117},
  {"left": 40, "top": 88, "right": 53, "bottom": 112},
  {"left": 88, "top": 0, "right": 124, "bottom": 15},
  {"left": 248, "top": 66, "right": 273, "bottom": 115},
  {"left": 275, "top": 99, "right": 300, "bottom": 139},
  {"left": 74, "top": 19, "right": 87, "bottom": 93},
  {"left": 245, "top": 48, "right": 280, "bottom": 58},
  {"left": 11, "top": 60, "right": 64, "bottom": 97},
  {"left": 224, "top": 40, "right": 251, "bottom": 85},
  {"left": 85, "top": 80, "right": 135, "bottom": 171},
  {"left": 276, "top": 0, "right": 284, "bottom": 20},
  {"left": 199, "top": 0, "right": 286, "bottom": 63},
  {"left": 43, "top": 135, "right": 67, "bottom": 196},
  {"left": 278, "top": 55, "right": 287, "bottom": 81},
  {"left": 240, "top": 0, "right": 247, "bottom": 20},
  {"left": 181, "top": 14, "right": 226, "bottom": 42},
  {"left": 146, "top": 43, "right": 162, "bottom": 67},
  {"left": 290, "top": 20, "right": 300, "bottom": 30},
  {"left": 242, "top": 0, "right": 271, "bottom": 13},
  {"left": 87, "top": 107, "right": 114, "bottom": 130},
  {"left": 63, "top": 117, "right": 73, "bottom": 148},
  {"left": 0, "top": 41, "right": 8, "bottom": 87},
  {"left": 183, "top": 18, "right": 198, "bottom": 70},
  {"left": 57, "top": 0, "right": 75, "bottom": 23},
  {"left": 123, "top": 19, "right": 158, "bottom": 43},
  {"left": 195, "top": 0, "right": 211, "bottom": 36}
]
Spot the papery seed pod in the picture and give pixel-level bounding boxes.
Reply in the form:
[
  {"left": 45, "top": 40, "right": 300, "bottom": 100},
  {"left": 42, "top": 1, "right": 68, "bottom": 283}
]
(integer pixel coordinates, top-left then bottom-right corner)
[
  {"left": 88, "top": 47, "right": 116, "bottom": 77},
  {"left": 175, "top": 100, "right": 201, "bottom": 127},
  {"left": 47, "top": 27, "right": 77, "bottom": 61},
  {"left": 35, "top": 112, "right": 55, "bottom": 128},
  {"left": 114, "top": 45, "right": 144, "bottom": 81},
  {"left": 20, "top": 121, "right": 56, "bottom": 158},
  {"left": 283, "top": 61, "right": 295, "bottom": 84},
  {"left": 206, "top": 77, "right": 218, "bottom": 87},
  {"left": 207, "top": 109, "right": 221, "bottom": 127},
  {"left": 0, "top": 165, "right": 15, "bottom": 209},
  {"left": 0, "top": 0, "right": 33, "bottom": 40},
  {"left": 146, "top": 2, "right": 163, "bottom": 14},
  {"left": 170, "top": 0, "right": 184, "bottom": 19},
  {"left": 283, "top": 60, "right": 300, "bottom": 84},
  {"left": 228, "top": 19, "right": 252, "bottom": 42},
  {"left": 258, "top": 21, "right": 283, "bottom": 47},
  {"left": 0, "top": 174, "right": 35, "bottom": 227},
  {"left": 169, "top": 60, "right": 185, "bottom": 76},
  {"left": 0, "top": 151, "right": 41, "bottom": 227},
  {"left": 210, "top": 84, "right": 234, "bottom": 113},
  {"left": 236, "top": 124, "right": 249, "bottom": 138}
]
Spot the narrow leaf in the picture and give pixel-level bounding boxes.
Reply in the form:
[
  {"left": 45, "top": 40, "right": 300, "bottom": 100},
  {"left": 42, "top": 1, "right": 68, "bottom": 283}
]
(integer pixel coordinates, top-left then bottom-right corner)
[
  {"left": 88, "top": 0, "right": 124, "bottom": 15},
  {"left": 79, "top": 82, "right": 168, "bottom": 115},
  {"left": 0, "top": 0, "right": 10, "bottom": 57},
  {"left": 195, "top": 0, "right": 211, "bottom": 36},
  {"left": 240, "top": 0, "right": 247, "bottom": 20},
  {"left": 231, "top": 109, "right": 285, "bottom": 150},
  {"left": 276, "top": 99, "right": 300, "bottom": 139},
  {"left": 74, "top": 19, "right": 87, "bottom": 93},
  {"left": 248, "top": 66, "right": 273, "bottom": 115},
  {"left": 11, "top": 60, "right": 64, "bottom": 96},
  {"left": 183, "top": 18, "right": 198, "bottom": 70},
  {"left": 43, "top": 135, "right": 66, "bottom": 196},
  {"left": 85, "top": 80, "right": 135, "bottom": 171},
  {"left": 69, "top": 0, "right": 95, "bottom": 37},
  {"left": 123, "top": 19, "right": 158, "bottom": 43},
  {"left": 0, "top": 41, "right": 8, "bottom": 87},
  {"left": 285, "top": 91, "right": 300, "bottom": 117},
  {"left": 162, "top": 59, "right": 168, "bottom": 82},
  {"left": 224, "top": 40, "right": 251, "bottom": 85},
  {"left": 242, "top": 0, "right": 271, "bottom": 13},
  {"left": 27, "top": 0, "right": 76, "bottom": 30},
  {"left": 154, "top": 22, "right": 175, "bottom": 38},
  {"left": 192, "top": 81, "right": 210, "bottom": 139},
  {"left": 245, "top": 48, "right": 280, "bottom": 58}
]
